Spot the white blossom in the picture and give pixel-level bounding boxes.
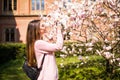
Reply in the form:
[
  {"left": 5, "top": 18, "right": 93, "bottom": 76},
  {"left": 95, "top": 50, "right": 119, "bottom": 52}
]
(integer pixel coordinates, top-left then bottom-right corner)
[
  {"left": 103, "top": 52, "right": 112, "bottom": 59},
  {"left": 81, "top": 62, "right": 84, "bottom": 65},
  {"left": 60, "top": 54, "right": 67, "bottom": 58},
  {"left": 105, "top": 46, "right": 112, "bottom": 50},
  {"left": 78, "top": 55, "right": 83, "bottom": 60},
  {"left": 85, "top": 42, "right": 93, "bottom": 47},
  {"left": 86, "top": 47, "right": 93, "bottom": 51},
  {"left": 60, "top": 63, "right": 64, "bottom": 67}
]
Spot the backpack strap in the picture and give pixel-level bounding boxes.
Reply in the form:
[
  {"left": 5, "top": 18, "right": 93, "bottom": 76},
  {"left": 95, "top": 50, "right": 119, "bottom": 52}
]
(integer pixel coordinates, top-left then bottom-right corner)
[
  {"left": 38, "top": 54, "right": 46, "bottom": 71},
  {"left": 36, "top": 54, "right": 46, "bottom": 79}
]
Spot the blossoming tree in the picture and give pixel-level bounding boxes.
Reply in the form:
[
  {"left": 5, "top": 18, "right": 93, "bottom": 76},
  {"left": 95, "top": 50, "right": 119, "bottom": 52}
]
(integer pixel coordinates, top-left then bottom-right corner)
[{"left": 42, "top": 0, "right": 120, "bottom": 76}]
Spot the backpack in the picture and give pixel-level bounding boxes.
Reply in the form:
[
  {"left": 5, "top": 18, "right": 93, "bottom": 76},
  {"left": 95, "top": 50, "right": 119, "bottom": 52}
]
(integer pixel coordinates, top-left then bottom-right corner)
[{"left": 22, "top": 54, "right": 46, "bottom": 80}]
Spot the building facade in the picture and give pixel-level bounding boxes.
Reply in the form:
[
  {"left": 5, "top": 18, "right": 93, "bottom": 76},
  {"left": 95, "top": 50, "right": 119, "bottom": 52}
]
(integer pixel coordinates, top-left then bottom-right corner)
[{"left": 0, "top": 0, "right": 57, "bottom": 43}]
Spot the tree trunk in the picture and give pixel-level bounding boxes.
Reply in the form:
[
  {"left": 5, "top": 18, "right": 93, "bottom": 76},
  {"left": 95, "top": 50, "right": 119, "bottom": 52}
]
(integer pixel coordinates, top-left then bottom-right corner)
[{"left": 106, "top": 59, "right": 113, "bottom": 77}]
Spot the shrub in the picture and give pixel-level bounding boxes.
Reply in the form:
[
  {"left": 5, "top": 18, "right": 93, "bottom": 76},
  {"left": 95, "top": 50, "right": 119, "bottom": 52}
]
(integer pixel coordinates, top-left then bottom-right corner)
[{"left": 0, "top": 43, "right": 25, "bottom": 64}]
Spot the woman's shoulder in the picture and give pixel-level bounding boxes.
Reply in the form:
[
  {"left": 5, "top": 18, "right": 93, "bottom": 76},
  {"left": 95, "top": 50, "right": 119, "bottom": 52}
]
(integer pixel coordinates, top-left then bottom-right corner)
[{"left": 34, "top": 40, "right": 45, "bottom": 48}]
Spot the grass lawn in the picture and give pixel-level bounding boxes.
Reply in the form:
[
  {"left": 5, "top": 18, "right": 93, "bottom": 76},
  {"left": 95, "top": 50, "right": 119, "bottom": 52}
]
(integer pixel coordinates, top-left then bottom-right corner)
[
  {"left": 0, "top": 55, "right": 118, "bottom": 80},
  {"left": 0, "top": 59, "right": 29, "bottom": 80}
]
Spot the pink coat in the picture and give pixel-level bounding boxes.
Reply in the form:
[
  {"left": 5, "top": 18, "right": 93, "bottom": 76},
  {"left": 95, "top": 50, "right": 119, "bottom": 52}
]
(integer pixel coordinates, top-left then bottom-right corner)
[{"left": 34, "top": 31, "right": 63, "bottom": 80}]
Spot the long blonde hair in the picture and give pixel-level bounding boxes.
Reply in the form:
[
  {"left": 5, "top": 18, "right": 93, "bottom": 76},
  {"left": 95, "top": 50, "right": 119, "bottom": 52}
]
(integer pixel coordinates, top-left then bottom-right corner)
[{"left": 26, "top": 20, "right": 40, "bottom": 66}]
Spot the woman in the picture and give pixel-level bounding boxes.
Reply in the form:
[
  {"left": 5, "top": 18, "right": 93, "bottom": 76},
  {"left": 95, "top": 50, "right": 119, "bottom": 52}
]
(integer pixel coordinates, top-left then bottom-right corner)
[{"left": 26, "top": 19, "right": 64, "bottom": 80}]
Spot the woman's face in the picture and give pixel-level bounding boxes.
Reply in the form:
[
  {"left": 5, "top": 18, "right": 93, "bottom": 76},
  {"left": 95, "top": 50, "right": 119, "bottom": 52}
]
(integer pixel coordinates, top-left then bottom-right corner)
[
  {"left": 40, "top": 20, "right": 56, "bottom": 42},
  {"left": 40, "top": 21, "right": 46, "bottom": 34}
]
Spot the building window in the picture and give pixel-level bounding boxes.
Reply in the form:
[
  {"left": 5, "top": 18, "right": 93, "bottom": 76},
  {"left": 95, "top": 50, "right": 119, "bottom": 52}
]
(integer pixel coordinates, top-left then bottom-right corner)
[
  {"left": 3, "top": 0, "right": 17, "bottom": 11},
  {"left": 41, "top": 0, "right": 44, "bottom": 10},
  {"left": 5, "top": 28, "right": 15, "bottom": 42},
  {"left": 90, "top": 0, "right": 96, "bottom": 1},
  {"left": 31, "top": 0, "right": 44, "bottom": 11},
  {"left": 68, "top": 0, "right": 71, "bottom": 2}
]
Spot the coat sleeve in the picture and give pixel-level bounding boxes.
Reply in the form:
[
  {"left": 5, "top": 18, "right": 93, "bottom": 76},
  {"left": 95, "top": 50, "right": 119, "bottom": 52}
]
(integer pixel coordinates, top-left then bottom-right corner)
[{"left": 35, "top": 30, "right": 63, "bottom": 52}]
